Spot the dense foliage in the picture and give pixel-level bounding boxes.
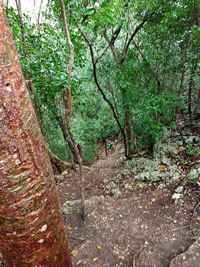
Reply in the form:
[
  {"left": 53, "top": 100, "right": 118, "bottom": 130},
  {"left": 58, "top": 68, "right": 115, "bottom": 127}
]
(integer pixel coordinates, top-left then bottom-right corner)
[{"left": 7, "top": 0, "right": 200, "bottom": 163}]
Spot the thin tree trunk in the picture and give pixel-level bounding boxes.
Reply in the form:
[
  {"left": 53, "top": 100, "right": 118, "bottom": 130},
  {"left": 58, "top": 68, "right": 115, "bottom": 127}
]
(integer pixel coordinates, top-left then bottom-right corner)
[
  {"left": 194, "top": 89, "right": 200, "bottom": 116},
  {"left": 14, "top": 0, "right": 26, "bottom": 48},
  {"left": 59, "top": 0, "right": 85, "bottom": 219},
  {"left": 104, "top": 139, "right": 108, "bottom": 156},
  {"left": 188, "top": 74, "right": 193, "bottom": 126},
  {"left": 125, "top": 108, "right": 132, "bottom": 155},
  {"left": 26, "top": 80, "right": 72, "bottom": 173},
  {"left": 37, "top": 0, "right": 43, "bottom": 28},
  {"left": 108, "top": 80, "right": 120, "bottom": 118},
  {"left": 0, "top": 3, "right": 72, "bottom": 266},
  {"left": 58, "top": 117, "right": 86, "bottom": 219},
  {"left": 60, "top": 0, "right": 73, "bottom": 116},
  {"left": 178, "top": 44, "right": 187, "bottom": 96},
  {"left": 188, "top": 62, "right": 197, "bottom": 126}
]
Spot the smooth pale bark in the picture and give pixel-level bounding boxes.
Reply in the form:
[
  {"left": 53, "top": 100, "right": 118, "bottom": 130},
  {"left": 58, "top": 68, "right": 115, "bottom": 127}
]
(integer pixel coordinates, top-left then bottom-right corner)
[{"left": 0, "top": 3, "right": 72, "bottom": 267}]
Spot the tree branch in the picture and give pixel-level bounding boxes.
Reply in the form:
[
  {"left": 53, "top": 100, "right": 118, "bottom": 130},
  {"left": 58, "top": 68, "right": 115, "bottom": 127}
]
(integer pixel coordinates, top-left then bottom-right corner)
[
  {"left": 79, "top": 28, "right": 129, "bottom": 158},
  {"left": 60, "top": 0, "right": 74, "bottom": 78},
  {"left": 133, "top": 40, "right": 161, "bottom": 91},
  {"left": 37, "top": 0, "right": 43, "bottom": 28},
  {"left": 14, "top": 0, "right": 26, "bottom": 47},
  {"left": 120, "top": 18, "right": 148, "bottom": 64},
  {"left": 103, "top": 25, "right": 122, "bottom": 65}
]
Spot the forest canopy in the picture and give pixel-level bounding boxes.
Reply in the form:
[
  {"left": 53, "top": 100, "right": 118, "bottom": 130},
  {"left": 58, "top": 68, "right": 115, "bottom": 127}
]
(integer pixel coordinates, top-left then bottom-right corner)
[{"left": 6, "top": 0, "right": 200, "bottom": 163}]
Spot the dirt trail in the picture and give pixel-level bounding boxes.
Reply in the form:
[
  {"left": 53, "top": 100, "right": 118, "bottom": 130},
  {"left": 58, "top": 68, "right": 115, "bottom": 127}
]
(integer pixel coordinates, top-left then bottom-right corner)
[{"left": 58, "top": 143, "right": 200, "bottom": 267}]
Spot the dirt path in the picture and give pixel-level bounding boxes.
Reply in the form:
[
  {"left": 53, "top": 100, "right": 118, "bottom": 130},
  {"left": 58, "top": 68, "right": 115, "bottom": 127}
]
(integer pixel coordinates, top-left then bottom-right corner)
[{"left": 58, "top": 143, "right": 200, "bottom": 267}]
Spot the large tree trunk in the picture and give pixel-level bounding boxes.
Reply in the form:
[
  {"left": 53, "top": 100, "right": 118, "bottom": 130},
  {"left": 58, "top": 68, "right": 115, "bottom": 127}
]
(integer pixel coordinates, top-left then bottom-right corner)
[{"left": 0, "top": 3, "right": 72, "bottom": 267}]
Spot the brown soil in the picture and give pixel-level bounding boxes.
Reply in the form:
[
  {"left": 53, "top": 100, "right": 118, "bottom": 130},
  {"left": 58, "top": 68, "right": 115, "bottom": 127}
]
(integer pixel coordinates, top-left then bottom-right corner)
[{"left": 58, "top": 144, "right": 200, "bottom": 267}]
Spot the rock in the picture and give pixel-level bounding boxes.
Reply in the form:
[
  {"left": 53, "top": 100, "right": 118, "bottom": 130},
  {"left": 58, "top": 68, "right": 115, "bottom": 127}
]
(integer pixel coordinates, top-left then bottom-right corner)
[
  {"left": 167, "top": 143, "right": 179, "bottom": 156},
  {"left": 172, "top": 185, "right": 185, "bottom": 201},
  {"left": 170, "top": 238, "right": 200, "bottom": 267},
  {"left": 105, "top": 181, "right": 121, "bottom": 198},
  {"left": 103, "top": 178, "right": 109, "bottom": 184},
  {"left": 135, "top": 171, "right": 149, "bottom": 181},
  {"left": 134, "top": 160, "right": 181, "bottom": 184},
  {"left": 172, "top": 192, "right": 182, "bottom": 201},
  {"left": 184, "top": 136, "right": 200, "bottom": 144},
  {"left": 187, "top": 168, "right": 200, "bottom": 184},
  {"left": 154, "top": 143, "right": 177, "bottom": 161},
  {"left": 164, "top": 165, "right": 181, "bottom": 184},
  {"left": 126, "top": 157, "right": 154, "bottom": 171},
  {"left": 111, "top": 188, "right": 122, "bottom": 199},
  {"left": 176, "top": 140, "right": 184, "bottom": 146},
  {"left": 161, "top": 127, "right": 172, "bottom": 140},
  {"left": 120, "top": 169, "right": 130, "bottom": 177},
  {"left": 62, "top": 196, "right": 104, "bottom": 215},
  {"left": 160, "top": 157, "right": 172, "bottom": 166},
  {"left": 55, "top": 174, "right": 65, "bottom": 182},
  {"left": 151, "top": 170, "right": 165, "bottom": 182},
  {"left": 171, "top": 186, "right": 184, "bottom": 202},
  {"left": 175, "top": 186, "right": 184, "bottom": 194},
  {"left": 158, "top": 183, "right": 166, "bottom": 189},
  {"left": 62, "top": 199, "right": 81, "bottom": 214},
  {"left": 135, "top": 170, "right": 161, "bottom": 182},
  {"left": 107, "top": 181, "right": 117, "bottom": 190}
]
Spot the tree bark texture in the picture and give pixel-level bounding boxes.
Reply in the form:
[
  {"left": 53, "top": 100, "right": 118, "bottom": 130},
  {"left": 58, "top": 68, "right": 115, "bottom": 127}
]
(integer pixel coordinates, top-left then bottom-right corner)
[{"left": 0, "top": 3, "right": 72, "bottom": 267}]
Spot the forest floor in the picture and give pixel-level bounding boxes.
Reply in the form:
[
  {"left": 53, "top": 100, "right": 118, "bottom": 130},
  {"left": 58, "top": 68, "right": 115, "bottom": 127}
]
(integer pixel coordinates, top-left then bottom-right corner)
[{"left": 57, "top": 126, "right": 200, "bottom": 267}]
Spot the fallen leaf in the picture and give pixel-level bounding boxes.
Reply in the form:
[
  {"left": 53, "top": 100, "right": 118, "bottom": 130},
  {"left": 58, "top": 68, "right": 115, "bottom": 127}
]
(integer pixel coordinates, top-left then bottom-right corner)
[
  {"left": 71, "top": 249, "right": 78, "bottom": 257},
  {"left": 195, "top": 216, "right": 200, "bottom": 221},
  {"left": 159, "top": 164, "right": 167, "bottom": 172},
  {"left": 97, "top": 245, "right": 102, "bottom": 250}
]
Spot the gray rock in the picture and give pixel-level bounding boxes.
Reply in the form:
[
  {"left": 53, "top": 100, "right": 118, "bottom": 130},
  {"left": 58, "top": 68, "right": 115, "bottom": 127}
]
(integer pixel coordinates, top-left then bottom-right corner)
[
  {"left": 55, "top": 174, "right": 65, "bottom": 182},
  {"left": 172, "top": 192, "right": 183, "bottom": 201},
  {"left": 167, "top": 143, "right": 179, "bottom": 156},
  {"left": 104, "top": 180, "right": 122, "bottom": 198},
  {"left": 176, "top": 140, "right": 184, "bottom": 146},
  {"left": 160, "top": 157, "right": 172, "bottom": 166},
  {"left": 63, "top": 199, "right": 81, "bottom": 214},
  {"left": 120, "top": 169, "right": 130, "bottom": 177},
  {"left": 175, "top": 186, "right": 184, "bottom": 194},
  {"left": 135, "top": 170, "right": 161, "bottom": 182},
  {"left": 158, "top": 183, "right": 166, "bottom": 189},
  {"left": 171, "top": 171, "right": 181, "bottom": 182},
  {"left": 136, "top": 158, "right": 154, "bottom": 170},
  {"left": 184, "top": 136, "right": 200, "bottom": 144},
  {"left": 111, "top": 188, "right": 122, "bottom": 199},
  {"left": 62, "top": 196, "right": 104, "bottom": 215},
  {"left": 107, "top": 181, "right": 117, "bottom": 190},
  {"left": 188, "top": 168, "right": 200, "bottom": 184}
]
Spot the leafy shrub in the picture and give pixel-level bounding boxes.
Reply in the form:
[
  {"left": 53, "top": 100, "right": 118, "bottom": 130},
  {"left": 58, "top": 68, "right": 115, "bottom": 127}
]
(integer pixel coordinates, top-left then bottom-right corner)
[{"left": 132, "top": 91, "right": 181, "bottom": 149}]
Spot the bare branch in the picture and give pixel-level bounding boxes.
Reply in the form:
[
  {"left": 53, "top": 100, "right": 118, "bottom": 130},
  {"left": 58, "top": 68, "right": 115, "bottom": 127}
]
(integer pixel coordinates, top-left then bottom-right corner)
[
  {"left": 120, "top": 18, "right": 148, "bottom": 64},
  {"left": 103, "top": 25, "right": 122, "bottom": 64},
  {"left": 79, "top": 28, "right": 129, "bottom": 158},
  {"left": 95, "top": 43, "right": 110, "bottom": 64}
]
